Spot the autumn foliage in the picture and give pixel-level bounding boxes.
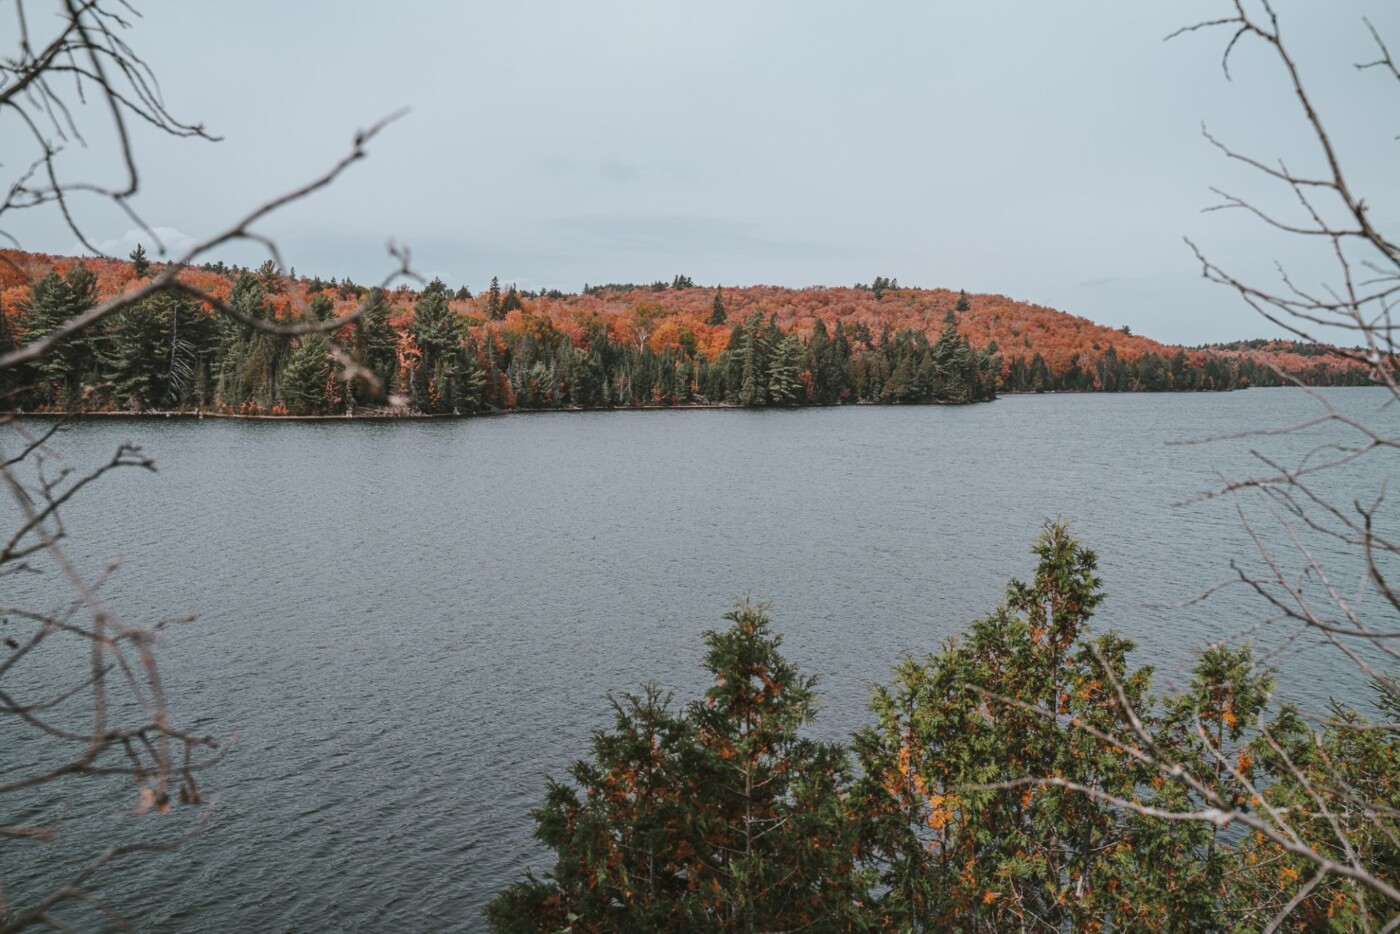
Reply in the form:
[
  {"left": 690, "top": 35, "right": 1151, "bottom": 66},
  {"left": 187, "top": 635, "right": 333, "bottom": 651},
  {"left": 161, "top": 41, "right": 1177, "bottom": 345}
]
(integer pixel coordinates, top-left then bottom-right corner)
[{"left": 0, "top": 250, "right": 1372, "bottom": 417}]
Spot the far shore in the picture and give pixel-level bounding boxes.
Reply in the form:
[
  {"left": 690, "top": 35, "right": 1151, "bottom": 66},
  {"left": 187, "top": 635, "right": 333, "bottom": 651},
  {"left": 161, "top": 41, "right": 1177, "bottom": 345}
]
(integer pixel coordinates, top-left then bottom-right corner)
[
  {"left": 0, "top": 397, "right": 1009, "bottom": 422},
  {"left": 2, "top": 402, "right": 789, "bottom": 423},
  {"left": 9, "top": 384, "right": 1357, "bottom": 424}
]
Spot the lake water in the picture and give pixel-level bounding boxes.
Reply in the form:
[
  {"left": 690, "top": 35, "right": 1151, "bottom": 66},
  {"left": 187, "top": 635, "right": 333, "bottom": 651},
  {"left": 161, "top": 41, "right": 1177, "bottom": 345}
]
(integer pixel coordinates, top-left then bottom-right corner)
[{"left": 3, "top": 389, "right": 1395, "bottom": 931}]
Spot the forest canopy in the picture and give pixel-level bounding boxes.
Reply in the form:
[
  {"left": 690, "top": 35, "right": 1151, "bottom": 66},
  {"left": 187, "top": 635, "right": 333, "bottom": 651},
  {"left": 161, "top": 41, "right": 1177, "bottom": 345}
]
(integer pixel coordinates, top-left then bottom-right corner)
[{"left": 0, "top": 251, "right": 1370, "bottom": 417}]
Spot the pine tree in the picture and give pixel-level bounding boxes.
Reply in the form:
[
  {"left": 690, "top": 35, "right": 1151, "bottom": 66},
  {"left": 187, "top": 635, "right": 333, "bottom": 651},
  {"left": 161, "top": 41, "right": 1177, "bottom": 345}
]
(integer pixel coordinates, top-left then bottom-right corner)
[
  {"left": 129, "top": 243, "right": 151, "bottom": 279},
  {"left": 737, "top": 314, "right": 764, "bottom": 406},
  {"left": 408, "top": 279, "right": 482, "bottom": 413},
  {"left": 0, "top": 297, "right": 17, "bottom": 399},
  {"left": 880, "top": 352, "right": 915, "bottom": 402},
  {"left": 213, "top": 273, "right": 291, "bottom": 408},
  {"left": 500, "top": 286, "right": 523, "bottom": 316},
  {"left": 102, "top": 300, "right": 165, "bottom": 409},
  {"left": 19, "top": 266, "right": 100, "bottom": 407},
  {"left": 708, "top": 287, "right": 727, "bottom": 326},
  {"left": 931, "top": 323, "right": 974, "bottom": 402},
  {"left": 254, "top": 258, "right": 284, "bottom": 293},
  {"left": 487, "top": 276, "right": 503, "bottom": 320},
  {"left": 349, "top": 288, "right": 399, "bottom": 404},
  {"left": 308, "top": 293, "right": 334, "bottom": 321},
  {"left": 766, "top": 333, "right": 801, "bottom": 405},
  {"left": 100, "top": 292, "right": 214, "bottom": 410},
  {"left": 281, "top": 334, "right": 331, "bottom": 414}
]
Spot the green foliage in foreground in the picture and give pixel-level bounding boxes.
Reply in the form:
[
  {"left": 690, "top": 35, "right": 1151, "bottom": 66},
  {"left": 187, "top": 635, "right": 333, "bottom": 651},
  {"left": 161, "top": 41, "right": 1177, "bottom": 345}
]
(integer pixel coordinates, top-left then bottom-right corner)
[
  {"left": 490, "top": 523, "right": 1400, "bottom": 932},
  {"left": 488, "top": 605, "right": 866, "bottom": 932}
]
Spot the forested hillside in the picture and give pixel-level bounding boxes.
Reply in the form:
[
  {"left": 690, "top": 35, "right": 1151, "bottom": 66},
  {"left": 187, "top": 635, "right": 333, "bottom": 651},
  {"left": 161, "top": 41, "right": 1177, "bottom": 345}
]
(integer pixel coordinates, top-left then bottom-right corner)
[{"left": 0, "top": 252, "right": 1371, "bottom": 415}]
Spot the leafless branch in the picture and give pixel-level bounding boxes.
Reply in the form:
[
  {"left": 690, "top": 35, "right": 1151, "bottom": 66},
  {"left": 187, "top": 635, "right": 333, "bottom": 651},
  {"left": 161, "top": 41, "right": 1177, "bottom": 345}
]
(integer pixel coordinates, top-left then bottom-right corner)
[{"left": 0, "top": 2, "right": 412, "bottom": 929}]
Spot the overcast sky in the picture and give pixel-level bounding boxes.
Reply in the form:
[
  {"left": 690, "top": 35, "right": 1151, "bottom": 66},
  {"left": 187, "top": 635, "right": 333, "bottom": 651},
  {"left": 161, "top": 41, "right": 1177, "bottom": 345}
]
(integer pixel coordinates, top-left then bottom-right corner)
[{"left": 13, "top": 0, "right": 1400, "bottom": 344}]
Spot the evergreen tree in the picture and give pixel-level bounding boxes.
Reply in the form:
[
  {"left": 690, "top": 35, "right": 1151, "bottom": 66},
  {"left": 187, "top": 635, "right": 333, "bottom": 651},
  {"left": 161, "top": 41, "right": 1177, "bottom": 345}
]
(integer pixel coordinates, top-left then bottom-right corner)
[
  {"left": 930, "top": 324, "right": 974, "bottom": 402},
  {"left": 308, "top": 293, "right": 334, "bottom": 321},
  {"left": 880, "top": 352, "right": 915, "bottom": 402},
  {"left": 737, "top": 314, "right": 765, "bottom": 406},
  {"left": 254, "top": 258, "right": 284, "bottom": 294},
  {"left": 487, "top": 276, "right": 503, "bottom": 320},
  {"left": 349, "top": 288, "right": 399, "bottom": 404},
  {"left": 766, "top": 332, "right": 802, "bottom": 405},
  {"left": 1029, "top": 351, "right": 1051, "bottom": 393},
  {"left": 408, "top": 279, "right": 482, "bottom": 413},
  {"left": 19, "top": 266, "right": 100, "bottom": 407},
  {"left": 0, "top": 297, "right": 17, "bottom": 399},
  {"left": 215, "top": 274, "right": 290, "bottom": 408},
  {"left": 129, "top": 243, "right": 151, "bottom": 279},
  {"left": 806, "top": 319, "right": 848, "bottom": 404},
  {"left": 102, "top": 300, "right": 165, "bottom": 409},
  {"left": 853, "top": 523, "right": 1207, "bottom": 930},
  {"left": 488, "top": 603, "right": 867, "bottom": 932},
  {"left": 281, "top": 334, "right": 332, "bottom": 414},
  {"left": 500, "top": 286, "right": 523, "bottom": 316},
  {"left": 101, "top": 291, "right": 215, "bottom": 410},
  {"left": 708, "top": 287, "right": 727, "bottom": 326}
]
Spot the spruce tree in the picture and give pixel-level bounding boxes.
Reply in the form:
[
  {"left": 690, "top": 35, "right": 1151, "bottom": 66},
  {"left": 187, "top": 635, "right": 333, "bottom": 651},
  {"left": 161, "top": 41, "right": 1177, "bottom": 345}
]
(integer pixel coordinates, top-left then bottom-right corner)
[
  {"left": 487, "top": 276, "right": 502, "bottom": 320},
  {"left": 350, "top": 288, "right": 399, "bottom": 404},
  {"left": 19, "top": 266, "right": 100, "bottom": 407},
  {"left": 931, "top": 323, "right": 974, "bottom": 402},
  {"left": 129, "top": 243, "right": 151, "bottom": 279},
  {"left": 104, "top": 293, "right": 220, "bottom": 410},
  {"left": 500, "top": 286, "right": 523, "bottom": 316},
  {"left": 281, "top": 334, "right": 331, "bottom": 414},
  {"left": 738, "top": 315, "right": 764, "bottom": 406},
  {"left": 102, "top": 293, "right": 185, "bottom": 409},
  {"left": 708, "top": 287, "right": 727, "bottom": 326},
  {"left": 408, "top": 279, "right": 482, "bottom": 413}
]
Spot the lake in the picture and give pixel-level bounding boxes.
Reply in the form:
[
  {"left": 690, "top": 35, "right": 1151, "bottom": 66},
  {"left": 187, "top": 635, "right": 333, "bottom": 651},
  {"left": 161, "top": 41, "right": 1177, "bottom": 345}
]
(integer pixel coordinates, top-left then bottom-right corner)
[{"left": 3, "top": 389, "right": 1395, "bottom": 931}]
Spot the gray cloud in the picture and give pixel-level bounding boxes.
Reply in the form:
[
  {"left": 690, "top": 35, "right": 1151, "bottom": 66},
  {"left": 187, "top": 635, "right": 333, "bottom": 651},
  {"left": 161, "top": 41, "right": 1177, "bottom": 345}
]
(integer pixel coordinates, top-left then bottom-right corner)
[
  {"left": 80, "top": 226, "right": 197, "bottom": 261},
  {"left": 596, "top": 154, "right": 643, "bottom": 183}
]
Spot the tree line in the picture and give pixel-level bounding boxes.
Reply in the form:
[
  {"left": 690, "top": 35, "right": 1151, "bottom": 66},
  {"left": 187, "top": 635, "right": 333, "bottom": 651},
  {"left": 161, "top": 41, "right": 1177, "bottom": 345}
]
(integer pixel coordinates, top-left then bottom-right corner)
[
  {"left": 0, "top": 256, "right": 1374, "bottom": 416},
  {"left": 1001, "top": 346, "right": 1376, "bottom": 393},
  {"left": 0, "top": 266, "right": 1000, "bottom": 414},
  {"left": 489, "top": 523, "right": 1398, "bottom": 931}
]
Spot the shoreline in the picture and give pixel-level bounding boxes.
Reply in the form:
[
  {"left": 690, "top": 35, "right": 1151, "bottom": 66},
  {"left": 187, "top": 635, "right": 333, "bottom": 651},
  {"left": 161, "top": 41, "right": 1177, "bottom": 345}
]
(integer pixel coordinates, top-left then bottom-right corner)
[
  {"left": 4, "top": 384, "right": 1366, "bottom": 424},
  {"left": 2, "top": 399, "right": 990, "bottom": 422}
]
